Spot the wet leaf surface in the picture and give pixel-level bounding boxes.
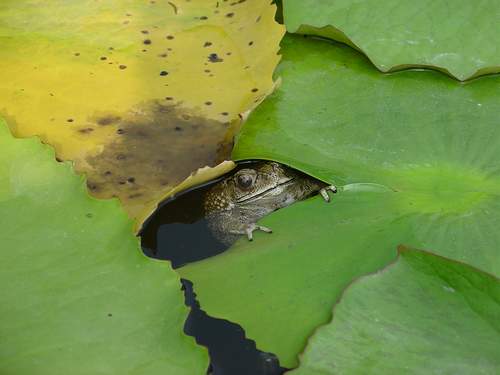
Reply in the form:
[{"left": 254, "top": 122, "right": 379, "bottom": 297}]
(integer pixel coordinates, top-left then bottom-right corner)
[
  {"left": 0, "top": 0, "right": 284, "bottom": 225},
  {"left": 0, "top": 119, "right": 207, "bottom": 374},
  {"left": 178, "top": 35, "right": 500, "bottom": 367},
  {"left": 290, "top": 248, "right": 500, "bottom": 375},
  {"left": 284, "top": 0, "right": 500, "bottom": 80}
]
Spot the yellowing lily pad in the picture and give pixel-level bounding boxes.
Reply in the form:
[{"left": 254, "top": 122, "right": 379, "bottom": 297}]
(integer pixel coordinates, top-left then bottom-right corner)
[
  {"left": 284, "top": 0, "right": 500, "bottom": 80},
  {"left": 0, "top": 0, "right": 284, "bottom": 225},
  {"left": 0, "top": 118, "right": 207, "bottom": 374}
]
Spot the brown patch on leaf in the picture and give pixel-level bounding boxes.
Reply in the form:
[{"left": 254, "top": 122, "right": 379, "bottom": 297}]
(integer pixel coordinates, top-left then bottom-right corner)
[
  {"left": 84, "top": 101, "right": 234, "bottom": 220},
  {"left": 95, "top": 115, "right": 122, "bottom": 126}
]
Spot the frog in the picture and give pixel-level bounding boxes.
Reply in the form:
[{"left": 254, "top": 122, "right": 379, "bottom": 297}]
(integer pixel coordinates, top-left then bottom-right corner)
[{"left": 204, "top": 161, "right": 336, "bottom": 245}]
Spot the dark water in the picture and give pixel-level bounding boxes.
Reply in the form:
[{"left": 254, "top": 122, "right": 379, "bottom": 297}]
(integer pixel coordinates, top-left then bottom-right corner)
[
  {"left": 140, "top": 176, "right": 226, "bottom": 267},
  {"left": 139, "top": 162, "right": 287, "bottom": 375}
]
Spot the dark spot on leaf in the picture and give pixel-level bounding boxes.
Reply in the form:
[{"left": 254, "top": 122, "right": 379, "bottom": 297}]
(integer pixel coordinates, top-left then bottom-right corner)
[
  {"left": 168, "top": 1, "right": 178, "bottom": 14},
  {"left": 119, "top": 65, "right": 127, "bottom": 70},
  {"left": 141, "top": 30, "right": 149, "bottom": 34},
  {"left": 248, "top": 41, "right": 253, "bottom": 46},
  {"left": 86, "top": 213, "right": 93, "bottom": 218},
  {"left": 127, "top": 177, "right": 136, "bottom": 183},
  {"left": 205, "top": 101, "right": 212, "bottom": 106},
  {"left": 158, "top": 53, "right": 167, "bottom": 58},
  {"left": 221, "top": 112, "right": 229, "bottom": 116},
  {"left": 199, "top": 16, "right": 208, "bottom": 20},
  {"left": 251, "top": 88, "right": 258, "bottom": 92},
  {"left": 117, "top": 128, "right": 125, "bottom": 134},
  {"left": 97, "top": 116, "right": 121, "bottom": 126},
  {"left": 104, "top": 171, "right": 112, "bottom": 176},
  {"left": 226, "top": 12, "right": 234, "bottom": 17},
  {"left": 100, "top": 56, "right": 107, "bottom": 60},
  {"left": 204, "top": 42, "right": 212, "bottom": 48},
  {"left": 165, "top": 96, "right": 174, "bottom": 100},
  {"left": 74, "top": 53, "right": 80, "bottom": 56},
  {"left": 160, "top": 71, "right": 169, "bottom": 76},
  {"left": 67, "top": 118, "right": 74, "bottom": 123},
  {"left": 204, "top": 69, "right": 211, "bottom": 73},
  {"left": 143, "top": 39, "right": 152, "bottom": 45},
  {"left": 108, "top": 313, "right": 113, "bottom": 317},
  {"left": 166, "top": 35, "right": 174, "bottom": 40},
  {"left": 175, "top": 126, "right": 182, "bottom": 131},
  {"left": 226, "top": 52, "right": 232, "bottom": 56},
  {"left": 78, "top": 127, "right": 94, "bottom": 134},
  {"left": 109, "top": 47, "right": 114, "bottom": 50},
  {"left": 208, "top": 53, "right": 223, "bottom": 63}
]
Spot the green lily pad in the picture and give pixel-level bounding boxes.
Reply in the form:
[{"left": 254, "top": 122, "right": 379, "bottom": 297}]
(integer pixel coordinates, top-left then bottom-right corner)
[
  {"left": 0, "top": 119, "right": 207, "bottom": 374},
  {"left": 284, "top": 0, "right": 500, "bottom": 80},
  {"left": 179, "top": 35, "right": 500, "bottom": 367},
  {"left": 290, "top": 248, "right": 500, "bottom": 375}
]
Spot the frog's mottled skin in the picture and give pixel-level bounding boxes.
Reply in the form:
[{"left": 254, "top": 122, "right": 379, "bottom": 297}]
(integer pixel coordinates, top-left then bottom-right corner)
[{"left": 204, "top": 161, "right": 335, "bottom": 245}]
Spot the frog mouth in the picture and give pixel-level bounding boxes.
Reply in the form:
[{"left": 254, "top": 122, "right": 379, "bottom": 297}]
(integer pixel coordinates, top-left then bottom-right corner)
[{"left": 235, "top": 177, "right": 295, "bottom": 204}]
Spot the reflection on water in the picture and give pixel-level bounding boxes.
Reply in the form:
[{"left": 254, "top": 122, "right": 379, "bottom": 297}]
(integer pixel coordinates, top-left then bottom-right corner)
[{"left": 140, "top": 163, "right": 286, "bottom": 375}]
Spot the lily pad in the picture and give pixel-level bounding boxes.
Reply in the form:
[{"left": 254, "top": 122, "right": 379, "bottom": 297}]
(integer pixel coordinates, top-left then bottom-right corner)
[
  {"left": 179, "top": 35, "right": 500, "bottom": 367},
  {"left": 0, "top": 0, "right": 284, "bottom": 225},
  {"left": 290, "top": 248, "right": 500, "bottom": 375},
  {"left": 284, "top": 0, "right": 500, "bottom": 80},
  {"left": 0, "top": 119, "right": 207, "bottom": 374}
]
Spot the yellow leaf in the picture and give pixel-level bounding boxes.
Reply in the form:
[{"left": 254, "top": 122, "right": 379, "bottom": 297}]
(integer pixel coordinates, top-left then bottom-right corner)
[{"left": 0, "top": 0, "right": 284, "bottom": 225}]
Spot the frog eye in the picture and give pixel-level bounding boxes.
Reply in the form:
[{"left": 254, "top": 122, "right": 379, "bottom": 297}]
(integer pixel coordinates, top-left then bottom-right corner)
[{"left": 236, "top": 173, "right": 254, "bottom": 189}]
